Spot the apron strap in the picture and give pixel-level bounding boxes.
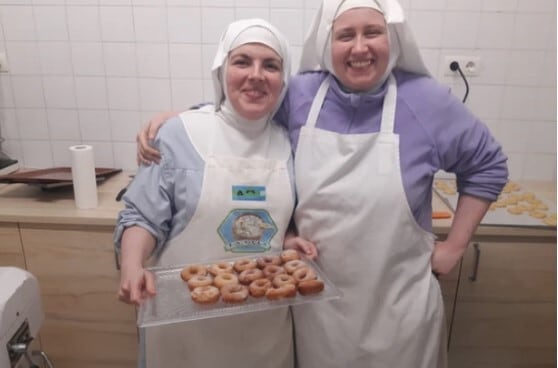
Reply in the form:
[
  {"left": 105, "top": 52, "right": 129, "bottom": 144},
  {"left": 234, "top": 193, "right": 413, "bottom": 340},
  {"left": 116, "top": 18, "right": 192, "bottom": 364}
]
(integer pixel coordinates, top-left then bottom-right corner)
[
  {"left": 306, "top": 78, "right": 331, "bottom": 129},
  {"left": 380, "top": 74, "right": 397, "bottom": 134}
]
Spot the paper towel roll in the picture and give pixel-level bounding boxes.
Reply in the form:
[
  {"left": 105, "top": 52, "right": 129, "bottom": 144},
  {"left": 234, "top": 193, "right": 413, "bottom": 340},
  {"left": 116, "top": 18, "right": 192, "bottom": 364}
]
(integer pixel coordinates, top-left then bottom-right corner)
[{"left": 69, "top": 145, "right": 98, "bottom": 209}]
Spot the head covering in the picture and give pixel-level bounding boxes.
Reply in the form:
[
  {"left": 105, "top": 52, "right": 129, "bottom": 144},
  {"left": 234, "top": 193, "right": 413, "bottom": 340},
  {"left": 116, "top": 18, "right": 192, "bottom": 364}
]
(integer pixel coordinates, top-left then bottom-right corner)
[
  {"left": 211, "top": 18, "right": 291, "bottom": 118},
  {"left": 299, "top": 0, "right": 429, "bottom": 92}
]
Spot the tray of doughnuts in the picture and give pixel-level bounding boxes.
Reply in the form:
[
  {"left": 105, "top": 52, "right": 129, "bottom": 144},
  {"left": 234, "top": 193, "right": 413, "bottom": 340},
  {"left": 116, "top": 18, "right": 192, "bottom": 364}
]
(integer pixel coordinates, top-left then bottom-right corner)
[
  {"left": 137, "top": 250, "right": 341, "bottom": 328},
  {"left": 434, "top": 179, "right": 557, "bottom": 228}
]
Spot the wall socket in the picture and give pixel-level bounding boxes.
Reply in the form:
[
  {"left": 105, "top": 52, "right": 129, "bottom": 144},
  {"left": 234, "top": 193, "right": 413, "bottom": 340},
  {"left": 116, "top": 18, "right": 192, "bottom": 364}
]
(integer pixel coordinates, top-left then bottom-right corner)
[
  {"left": 444, "top": 56, "right": 481, "bottom": 77},
  {"left": 0, "top": 52, "right": 9, "bottom": 73}
]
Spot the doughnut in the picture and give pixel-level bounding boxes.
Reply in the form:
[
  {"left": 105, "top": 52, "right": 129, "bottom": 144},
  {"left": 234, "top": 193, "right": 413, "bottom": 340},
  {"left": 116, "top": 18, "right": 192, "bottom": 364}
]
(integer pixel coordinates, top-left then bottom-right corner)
[
  {"left": 256, "top": 255, "right": 282, "bottom": 268},
  {"left": 280, "top": 249, "right": 300, "bottom": 263},
  {"left": 297, "top": 279, "right": 325, "bottom": 295},
  {"left": 190, "top": 285, "right": 220, "bottom": 304},
  {"left": 186, "top": 274, "right": 213, "bottom": 290},
  {"left": 208, "top": 262, "right": 234, "bottom": 276},
  {"left": 249, "top": 278, "right": 272, "bottom": 297},
  {"left": 213, "top": 273, "right": 239, "bottom": 289},
  {"left": 263, "top": 264, "right": 286, "bottom": 279},
  {"left": 529, "top": 210, "right": 546, "bottom": 219},
  {"left": 238, "top": 268, "right": 264, "bottom": 285},
  {"left": 265, "top": 284, "right": 296, "bottom": 300},
  {"left": 293, "top": 266, "right": 317, "bottom": 283},
  {"left": 233, "top": 258, "right": 257, "bottom": 273},
  {"left": 272, "top": 274, "right": 296, "bottom": 288},
  {"left": 284, "top": 260, "right": 306, "bottom": 274},
  {"left": 180, "top": 264, "right": 207, "bottom": 281},
  {"left": 506, "top": 206, "right": 523, "bottom": 215},
  {"left": 221, "top": 284, "right": 249, "bottom": 303}
]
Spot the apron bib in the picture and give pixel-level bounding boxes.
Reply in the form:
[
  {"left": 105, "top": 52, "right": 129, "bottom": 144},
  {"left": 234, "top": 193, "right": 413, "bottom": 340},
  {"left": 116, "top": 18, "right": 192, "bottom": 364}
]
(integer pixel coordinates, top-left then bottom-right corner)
[
  {"left": 144, "top": 112, "right": 295, "bottom": 368},
  {"left": 292, "top": 76, "right": 446, "bottom": 368}
]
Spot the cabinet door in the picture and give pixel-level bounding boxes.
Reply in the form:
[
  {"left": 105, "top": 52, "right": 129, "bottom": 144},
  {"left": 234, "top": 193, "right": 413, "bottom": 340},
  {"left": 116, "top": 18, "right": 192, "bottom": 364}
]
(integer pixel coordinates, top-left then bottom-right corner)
[
  {"left": 20, "top": 224, "right": 137, "bottom": 368},
  {"left": 448, "top": 242, "right": 556, "bottom": 368},
  {"left": 0, "top": 222, "right": 25, "bottom": 268},
  {"left": 439, "top": 262, "right": 460, "bottom": 334}
]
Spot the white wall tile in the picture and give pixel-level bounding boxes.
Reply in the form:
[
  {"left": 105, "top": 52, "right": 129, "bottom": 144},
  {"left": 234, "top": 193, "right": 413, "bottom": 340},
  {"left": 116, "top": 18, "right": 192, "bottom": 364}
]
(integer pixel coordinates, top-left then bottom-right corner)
[
  {"left": 84, "top": 141, "right": 115, "bottom": 168},
  {"left": 112, "top": 141, "right": 136, "bottom": 171},
  {"left": 0, "top": 109, "right": 19, "bottom": 139},
  {"left": 446, "top": 0, "right": 482, "bottom": 11},
  {"left": 409, "top": 11, "right": 444, "bottom": 48},
  {"left": 106, "top": 77, "right": 140, "bottom": 110},
  {"left": 412, "top": 0, "right": 446, "bottom": 11},
  {"left": 11, "top": 76, "right": 45, "bottom": 108},
  {"left": 138, "top": 78, "right": 172, "bottom": 111},
  {"left": 74, "top": 76, "right": 108, "bottom": 109},
  {"left": 109, "top": 110, "right": 141, "bottom": 141},
  {"left": 169, "top": 44, "right": 202, "bottom": 78},
  {"left": 167, "top": 7, "right": 202, "bottom": 43},
  {"left": 42, "top": 76, "right": 77, "bottom": 109},
  {"left": 21, "top": 140, "right": 53, "bottom": 168},
  {"left": 481, "top": 0, "right": 517, "bottom": 12},
  {"left": 512, "top": 13, "right": 554, "bottom": 50},
  {"left": 201, "top": 8, "right": 235, "bottom": 43},
  {"left": 71, "top": 42, "right": 105, "bottom": 76},
  {"left": 46, "top": 109, "right": 81, "bottom": 140},
  {"left": 525, "top": 121, "right": 557, "bottom": 155},
  {"left": 1, "top": 6, "right": 36, "bottom": 41},
  {"left": 6, "top": 42, "right": 41, "bottom": 74},
  {"left": 51, "top": 140, "right": 76, "bottom": 167},
  {"left": 522, "top": 154, "right": 556, "bottom": 181},
  {"left": 270, "top": 9, "right": 304, "bottom": 46},
  {"left": 99, "top": 6, "right": 135, "bottom": 42},
  {"left": 442, "top": 11, "right": 480, "bottom": 49},
  {"left": 16, "top": 108, "right": 49, "bottom": 139},
  {"left": 103, "top": 42, "right": 137, "bottom": 77},
  {"left": 136, "top": 43, "right": 170, "bottom": 78},
  {"left": 235, "top": 8, "right": 270, "bottom": 21},
  {"left": 497, "top": 120, "right": 529, "bottom": 153},
  {"left": 34, "top": 6, "right": 69, "bottom": 41},
  {"left": 167, "top": 0, "right": 199, "bottom": 5},
  {"left": 133, "top": 7, "right": 168, "bottom": 43},
  {"left": 476, "top": 12, "right": 514, "bottom": 49},
  {"left": 0, "top": 76, "right": 15, "bottom": 108},
  {"left": 39, "top": 41, "right": 73, "bottom": 75},
  {"left": 270, "top": 0, "right": 302, "bottom": 8},
  {"left": 66, "top": 0, "right": 98, "bottom": 4},
  {"left": 67, "top": 6, "right": 102, "bottom": 41},
  {"left": 505, "top": 50, "right": 546, "bottom": 87},
  {"left": 78, "top": 109, "right": 112, "bottom": 141},
  {"left": 517, "top": 0, "right": 556, "bottom": 13},
  {"left": 236, "top": 0, "right": 269, "bottom": 7},
  {"left": 170, "top": 78, "right": 204, "bottom": 110},
  {"left": 466, "top": 85, "right": 503, "bottom": 120}
]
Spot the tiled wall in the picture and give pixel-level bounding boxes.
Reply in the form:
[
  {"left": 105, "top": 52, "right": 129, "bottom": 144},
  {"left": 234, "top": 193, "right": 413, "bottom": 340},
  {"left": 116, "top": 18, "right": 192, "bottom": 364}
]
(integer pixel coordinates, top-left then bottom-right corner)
[{"left": 0, "top": 0, "right": 555, "bottom": 180}]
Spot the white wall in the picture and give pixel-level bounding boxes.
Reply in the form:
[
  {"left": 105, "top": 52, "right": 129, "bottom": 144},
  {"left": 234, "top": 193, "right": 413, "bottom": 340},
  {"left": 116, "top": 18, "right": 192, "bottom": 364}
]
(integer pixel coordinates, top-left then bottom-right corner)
[{"left": 0, "top": 0, "right": 555, "bottom": 180}]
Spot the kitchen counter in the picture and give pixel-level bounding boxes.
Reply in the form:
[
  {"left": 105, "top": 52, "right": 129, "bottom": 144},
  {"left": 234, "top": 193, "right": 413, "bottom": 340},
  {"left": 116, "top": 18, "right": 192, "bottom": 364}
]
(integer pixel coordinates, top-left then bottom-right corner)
[
  {"left": 0, "top": 172, "right": 130, "bottom": 226},
  {"left": 0, "top": 172, "right": 555, "bottom": 240}
]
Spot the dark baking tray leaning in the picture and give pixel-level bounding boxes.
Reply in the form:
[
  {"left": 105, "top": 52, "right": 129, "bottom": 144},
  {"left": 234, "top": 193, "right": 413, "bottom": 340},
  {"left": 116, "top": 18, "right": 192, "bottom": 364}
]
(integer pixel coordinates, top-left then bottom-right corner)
[
  {"left": 137, "top": 252, "right": 341, "bottom": 328},
  {"left": 0, "top": 167, "right": 122, "bottom": 187}
]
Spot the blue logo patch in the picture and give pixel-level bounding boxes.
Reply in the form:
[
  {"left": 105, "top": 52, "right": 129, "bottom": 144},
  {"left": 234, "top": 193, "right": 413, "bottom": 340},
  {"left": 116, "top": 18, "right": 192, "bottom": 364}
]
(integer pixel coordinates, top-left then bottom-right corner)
[
  {"left": 218, "top": 209, "right": 277, "bottom": 253},
  {"left": 232, "top": 185, "right": 266, "bottom": 201}
]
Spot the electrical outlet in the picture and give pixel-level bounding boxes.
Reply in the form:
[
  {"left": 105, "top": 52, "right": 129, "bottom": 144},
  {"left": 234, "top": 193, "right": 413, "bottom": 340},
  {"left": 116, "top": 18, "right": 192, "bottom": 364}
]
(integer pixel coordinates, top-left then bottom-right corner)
[
  {"left": 444, "top": 56, "right": 481, "bottom": 77},
  {"left": 0, "top": 52, "right": 9, "bottom": 73}
]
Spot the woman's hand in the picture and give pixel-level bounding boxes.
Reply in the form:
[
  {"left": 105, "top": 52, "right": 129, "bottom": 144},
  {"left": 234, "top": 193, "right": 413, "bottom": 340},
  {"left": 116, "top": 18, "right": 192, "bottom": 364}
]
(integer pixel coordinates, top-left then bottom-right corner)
[
  {"left": 284, "top": 232, "right": 318, "bottom": 260},
  {"left": 136, "top": 111, "right": 178, "bottom": 165},
  {"left": 118, "top": 263, "right": 157, "bottom": 306},
  {"left": 430, "top": 240, "right": 466, "bottom": 276}
]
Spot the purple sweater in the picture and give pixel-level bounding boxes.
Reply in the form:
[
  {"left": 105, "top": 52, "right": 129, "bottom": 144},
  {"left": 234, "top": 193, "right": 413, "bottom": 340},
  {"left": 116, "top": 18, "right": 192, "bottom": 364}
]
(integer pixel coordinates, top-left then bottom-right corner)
[{"left": 275, "top": 70, "right": 508, "bottom": 231}]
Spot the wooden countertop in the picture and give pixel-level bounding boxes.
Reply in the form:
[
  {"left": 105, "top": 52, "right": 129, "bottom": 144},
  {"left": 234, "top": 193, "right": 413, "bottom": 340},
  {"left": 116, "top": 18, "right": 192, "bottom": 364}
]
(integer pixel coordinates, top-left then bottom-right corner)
[
  {"left": 0, "top": 171, "right": 131, "bottom": 226},
  {"left": 0, "top": 172, "right": 555, "bottom": 241}
]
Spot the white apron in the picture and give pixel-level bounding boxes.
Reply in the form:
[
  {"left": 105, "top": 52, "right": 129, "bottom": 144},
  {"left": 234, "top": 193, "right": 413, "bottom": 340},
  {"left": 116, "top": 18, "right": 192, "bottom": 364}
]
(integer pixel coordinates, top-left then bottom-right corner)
[
  {"left": 292, "top": 76, "right": 447, "bottom": 368},
  {"left": 143, "top": 112, "right": 295, "bottom": 368}
]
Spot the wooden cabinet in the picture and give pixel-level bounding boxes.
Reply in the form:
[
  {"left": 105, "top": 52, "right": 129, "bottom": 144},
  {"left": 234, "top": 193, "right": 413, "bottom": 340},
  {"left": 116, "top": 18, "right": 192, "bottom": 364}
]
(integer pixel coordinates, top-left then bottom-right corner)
[
  {"left": 17, "top": 223, "right": 138, "bottom": 368},
  {"left": 0, "top": 222, "right": 25, "bottom": 268},
  {"left": 447, "top": 242, "right": 556, "bottom": 368}
]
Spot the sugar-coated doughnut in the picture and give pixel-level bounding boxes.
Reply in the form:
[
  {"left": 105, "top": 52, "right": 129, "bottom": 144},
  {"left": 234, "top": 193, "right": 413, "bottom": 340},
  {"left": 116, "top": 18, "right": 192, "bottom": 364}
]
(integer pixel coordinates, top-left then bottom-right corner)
[
  {"left": 293, "top": 266, "right": 317, "bottom": 283},
  {"left": 284, "top": 260, "right": 306, "bottom": 274},
  {"left": 187, "top": 274, "right": 213, "bottom": 290},
  {"left": 221, "top": 284, "right": 249, "bottom": 303},
  {"left": 265, "top": 283, "right": 296, "bottom": 300},
  {"left": 190, "top": 285, "right": 220, "bottom": 304},
  {"left": 263, "top": 264, "right": 286, "bottom": 279},
  {"left": 233, "top": 258, "right": 257, "bottom": 273},
  {"left": 297, "top": 279, "right": 324, "bottom": 295},
  {"left": 256, "top": 255, "right": 282, "bottom": 268},
  {"left": 208, "top": 262, "right": 234, "bottom": 276},
  {"left": 280, "top": 249, "right": 300, "bottom": 263},
  {"left": 272, "top": 274, "right": 296, "bottom": 288},
  {"left": 180, "top": 264, "right": 207, "bottom": 281},
  {"left": 249, "top": 278, "right": 272, "bottom": 297},
  {"left": 238, "top": 268, "right": 264, "bottom": 285},
  {"left": 213, "top": 273, "right": 239, "bottom": 289}
]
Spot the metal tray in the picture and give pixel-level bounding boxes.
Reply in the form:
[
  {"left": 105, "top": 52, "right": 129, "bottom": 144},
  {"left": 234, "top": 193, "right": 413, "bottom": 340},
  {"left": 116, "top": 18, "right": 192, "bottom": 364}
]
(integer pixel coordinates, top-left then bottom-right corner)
[
  {"left": 137, "top": 253, "right": 341, "bottom": 328},
  {"left": 0, "top": 167, "right": 121, "bottom": 186}
]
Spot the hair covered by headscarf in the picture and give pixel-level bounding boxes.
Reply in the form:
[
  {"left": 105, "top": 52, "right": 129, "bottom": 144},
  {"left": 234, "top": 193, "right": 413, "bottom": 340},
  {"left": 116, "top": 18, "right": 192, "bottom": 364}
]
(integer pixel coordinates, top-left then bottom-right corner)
[
  {"left": 211, "top": 18, "right": 291, "bottom": 118},
  {"left": 299, "top": 0, "right": 429, "bottom": 91}
]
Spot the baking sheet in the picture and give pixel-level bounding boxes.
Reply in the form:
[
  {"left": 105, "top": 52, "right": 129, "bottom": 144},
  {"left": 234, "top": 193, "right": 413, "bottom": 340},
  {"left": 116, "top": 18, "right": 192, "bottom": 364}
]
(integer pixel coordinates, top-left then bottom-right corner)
[
  {"left": 137, "top": 253, "right": 341, "bottom": 328},
  {"left": 0, "top": 167, "right": 121, "bottom": 186},
  {"left": 434, "top": 179, "right": 556, "bottom": 228}
]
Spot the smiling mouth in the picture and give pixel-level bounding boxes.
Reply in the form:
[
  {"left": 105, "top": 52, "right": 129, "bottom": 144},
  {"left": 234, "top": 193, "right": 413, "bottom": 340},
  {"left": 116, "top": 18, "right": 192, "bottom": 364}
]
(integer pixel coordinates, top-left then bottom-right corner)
[
  {"left": 243, "top": 89, "right": 266, "bottom": 99},
  {"left": 348, "top": 60, "right": 373, "bottom": 68}
]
